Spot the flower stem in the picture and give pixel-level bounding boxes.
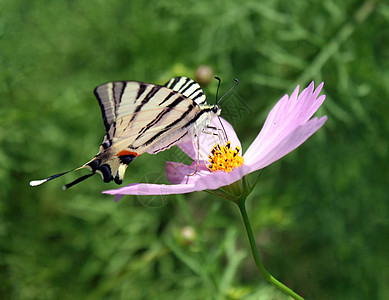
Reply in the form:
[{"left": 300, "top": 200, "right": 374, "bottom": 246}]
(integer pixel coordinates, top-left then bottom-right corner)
[{"left": 237, "top": 200, "right": 304, "bottom": 300}]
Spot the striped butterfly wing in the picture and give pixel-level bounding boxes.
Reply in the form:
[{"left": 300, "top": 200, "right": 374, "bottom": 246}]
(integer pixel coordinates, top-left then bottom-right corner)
[
  {"left": 96, "top": 77, "right": 206, "bottom": 134},
  {"left": 30, "top": 77, "right": 218, "bottom": 189},
  {"left": 163, "top": 77, "right": 206, "bottom": 105},
  {"left": 92, "top": 77, "right": 217, "bottom": 185},
  {"left": 95, "top": 78, "right": 205, "bottom": 153}
]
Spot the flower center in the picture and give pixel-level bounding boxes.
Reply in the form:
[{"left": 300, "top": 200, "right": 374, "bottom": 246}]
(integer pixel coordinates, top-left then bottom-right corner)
[{"left": 208, "top": 141, "right": 244, "bottom": 173}]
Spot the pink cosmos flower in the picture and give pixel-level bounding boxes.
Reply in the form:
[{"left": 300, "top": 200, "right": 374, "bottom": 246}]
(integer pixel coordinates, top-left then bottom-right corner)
[{"left": 104, "top": 82, "right": 327, "bottom": 201}]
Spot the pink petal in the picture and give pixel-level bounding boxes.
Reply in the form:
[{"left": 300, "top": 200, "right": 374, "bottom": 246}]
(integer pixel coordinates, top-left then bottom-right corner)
[
  {"left": 165, "top": 159, "right": 240, "bottom": 186},
  {"left": 244, "top": 82, "right": 325, "bottom": 165},
  {"left": 246, "top": 116, "right": 327, "bottom": 172},
  {"left": 103, "top": 182, "right": 197, "bottom": 197},
  {"left": 213, "top": 116, "right": 241, "bottom": 150},
  {"left": 104, "top": 163, "right": 251, "bottom": 199},
  {"left": 178, "top": 164, "right": 249, "bottom": 189},
  {"left": 165, "top": 161, "right": 208, "bottom": 184},
  {"left": 177, "top": 141, "right": 197, "bottom": 161}
]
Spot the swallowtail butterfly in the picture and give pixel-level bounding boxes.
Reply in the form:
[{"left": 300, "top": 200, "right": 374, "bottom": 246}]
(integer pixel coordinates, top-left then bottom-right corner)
[{"left": 30, "top": 77, "right": 221, "bottom": 189}]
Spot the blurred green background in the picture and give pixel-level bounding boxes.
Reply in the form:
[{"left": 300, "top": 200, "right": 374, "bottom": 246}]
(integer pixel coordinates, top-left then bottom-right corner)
[{"left": 1, "top": 0, "right": 388, "bottom": 299}]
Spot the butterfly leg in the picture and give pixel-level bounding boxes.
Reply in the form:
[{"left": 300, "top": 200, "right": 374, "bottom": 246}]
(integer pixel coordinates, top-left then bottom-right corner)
[
  {"left": 207, "top": 120, "right": 228, "bottom": 142},
  {"left": 203, "top": 125, "right": 227, "bottom": 146},
  {"left": 187, "top": 135, "right": 201, "bottom": 178},
  {"left": 186, "top": 125, "right": 227, "bottom": 180}
]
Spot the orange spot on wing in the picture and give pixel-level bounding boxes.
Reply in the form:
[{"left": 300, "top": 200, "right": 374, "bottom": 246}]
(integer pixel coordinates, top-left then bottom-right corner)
[{"left": 117, "top": 150, "right": 139, "bottom": 157}]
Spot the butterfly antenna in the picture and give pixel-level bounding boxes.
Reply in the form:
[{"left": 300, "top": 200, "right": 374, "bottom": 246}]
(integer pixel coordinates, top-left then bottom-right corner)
[
  {"left": 214, "top": 76, "right": 222, "bottom": 104},
  {"left": 214, "top": 78, "right": 239, "bottom": 143},
  {"left": 217, "top": 78, "right": 239, "bottom": 105}
]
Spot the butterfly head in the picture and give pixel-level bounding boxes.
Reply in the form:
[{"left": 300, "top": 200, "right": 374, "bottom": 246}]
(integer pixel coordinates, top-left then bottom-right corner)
[{"left": 212, "top": 104, "right": 221, "bottom": 116}]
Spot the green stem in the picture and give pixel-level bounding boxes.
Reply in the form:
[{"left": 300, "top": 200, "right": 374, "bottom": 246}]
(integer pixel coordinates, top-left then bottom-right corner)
[{"left": 237, "top": 199, "right": 304, "bottom": 300}]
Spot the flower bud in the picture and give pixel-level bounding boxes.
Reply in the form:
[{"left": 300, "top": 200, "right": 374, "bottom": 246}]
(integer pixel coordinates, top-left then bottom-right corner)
[{"left": 195, "top": 65, "right": 214, "bottom": 86}]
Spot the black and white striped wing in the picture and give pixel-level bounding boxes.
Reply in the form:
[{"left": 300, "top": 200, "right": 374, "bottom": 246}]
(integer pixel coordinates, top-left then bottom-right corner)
[
  {"left": 99, "top": 83, "right": 202, "bottom": 154},
  {"left": 91, "top": 78, "right": 212, "bottom": 184},
  {"left": 164, "top": 77, "right": 207, "bottom": 106},
  {"left": 30, "top": 77, "right": 214, "bottom": 188},
  {"left": 95, "top": 77, "right": 206, "bottom": 131}
]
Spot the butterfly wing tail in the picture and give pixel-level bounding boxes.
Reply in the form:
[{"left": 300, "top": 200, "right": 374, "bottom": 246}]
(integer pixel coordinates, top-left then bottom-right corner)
[
  {"left": 30, "top": 151, "right": 138, "bottom": 189},
  {"left": 62, "top": 173, "right": 95, "bottom": 190},
  {"left": 29, "top": 165, "right": 88, "bottom": 187},
  {"left": 29, "top": 157, "right": 101, "bottom": 189},
  {"left": 59, "top": 158, "right": 104, "bottom": 190},
  {"left": 30, "top": 171, "right": 74, "bottom": 186}
]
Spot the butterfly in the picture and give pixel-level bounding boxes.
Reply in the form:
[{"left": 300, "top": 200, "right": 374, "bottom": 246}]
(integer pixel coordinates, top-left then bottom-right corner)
[{"left": 30, "top": 77, "right": 221, "bottom": 189}]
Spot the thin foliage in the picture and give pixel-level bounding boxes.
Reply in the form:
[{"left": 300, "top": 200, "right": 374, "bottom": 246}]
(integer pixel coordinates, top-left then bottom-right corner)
[{"left": 0, "top": 0, "right": 388, "bottom": 299}]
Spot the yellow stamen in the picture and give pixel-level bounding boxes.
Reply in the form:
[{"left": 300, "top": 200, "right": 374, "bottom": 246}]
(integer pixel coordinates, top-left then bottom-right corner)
[{"left": 208, "top": 141, "right": 244, "bottom": 173}]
